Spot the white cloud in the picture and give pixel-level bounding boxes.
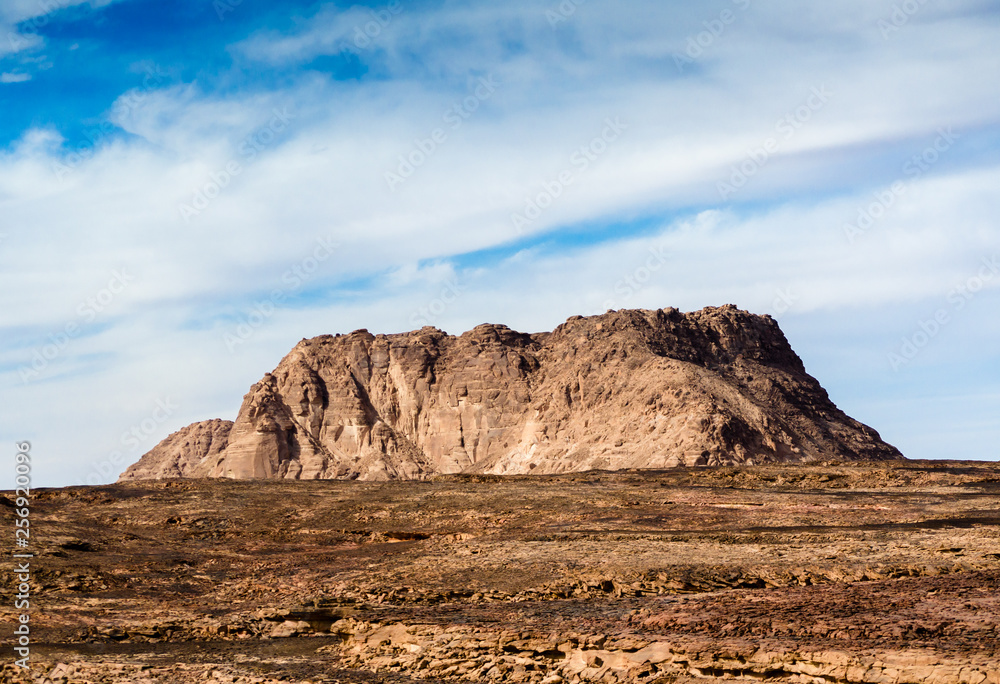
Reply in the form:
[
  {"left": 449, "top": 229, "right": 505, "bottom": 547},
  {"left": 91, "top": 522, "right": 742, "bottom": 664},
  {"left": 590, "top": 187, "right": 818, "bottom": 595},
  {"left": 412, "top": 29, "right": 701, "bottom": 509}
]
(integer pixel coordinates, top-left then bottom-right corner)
[
  {"left": 2, "top": 0, "right": 1000, "bottom": 486},
  {"left": 4, "top": 160, "right": 998, "bottom": 486},
  {"left": 0, "top": 0, "right": 130, "bottom": 59},
  {"left": 0, "top": 71, "right": 30, "bottom": 82}
]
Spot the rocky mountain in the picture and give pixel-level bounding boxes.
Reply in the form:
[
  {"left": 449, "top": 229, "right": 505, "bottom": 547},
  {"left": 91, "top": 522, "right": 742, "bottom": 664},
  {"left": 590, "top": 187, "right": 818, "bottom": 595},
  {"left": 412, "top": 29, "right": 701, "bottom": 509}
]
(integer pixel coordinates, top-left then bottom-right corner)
[{"left": 119, "top": 305, "right": 902, "bottom": 482}]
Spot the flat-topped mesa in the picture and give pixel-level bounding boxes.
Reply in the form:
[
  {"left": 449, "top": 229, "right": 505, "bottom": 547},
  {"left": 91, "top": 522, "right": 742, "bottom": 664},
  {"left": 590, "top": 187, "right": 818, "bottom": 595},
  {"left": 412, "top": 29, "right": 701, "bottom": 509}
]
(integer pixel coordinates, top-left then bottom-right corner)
[
  {"left": 545, "top": 305, "right": 807, "bottom": 371},
  {"left": 120, "top": 305, "right": 902, "bottom": 482}
]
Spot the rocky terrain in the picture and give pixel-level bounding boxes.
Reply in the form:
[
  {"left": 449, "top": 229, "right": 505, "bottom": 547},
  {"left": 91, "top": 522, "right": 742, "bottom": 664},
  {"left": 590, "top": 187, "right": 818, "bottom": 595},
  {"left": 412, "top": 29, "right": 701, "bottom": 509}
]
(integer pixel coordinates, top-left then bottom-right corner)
[
  {"left": 120, "top": 306, "right": 901, "bottom": 482},
  {"left": 4, "top": 460, "right": 1000, "bottom": 683}
]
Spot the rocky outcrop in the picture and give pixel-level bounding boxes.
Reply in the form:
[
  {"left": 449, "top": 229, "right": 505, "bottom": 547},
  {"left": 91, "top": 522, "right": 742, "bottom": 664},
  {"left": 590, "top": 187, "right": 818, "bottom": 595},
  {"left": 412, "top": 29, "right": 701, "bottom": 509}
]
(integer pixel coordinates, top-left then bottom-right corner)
[
  {"left": 119, "top": 418, "right": 232, "bottom": 480},
  {"left": 120, "top": 305, "right": 902, "bottom": 481},
  {"left": 319, "top": 621, "right": 1000, "bottom": 684}
]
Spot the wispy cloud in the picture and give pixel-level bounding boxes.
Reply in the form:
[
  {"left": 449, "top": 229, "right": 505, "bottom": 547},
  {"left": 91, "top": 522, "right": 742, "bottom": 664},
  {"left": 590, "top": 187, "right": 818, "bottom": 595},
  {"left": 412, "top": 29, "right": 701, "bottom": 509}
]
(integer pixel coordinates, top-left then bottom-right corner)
[
  {"left": 2, "top": 0, "right": 999, "bottom": 487},
  {"left": 0, "top": 0, "right": 128, "bottom": 58}
]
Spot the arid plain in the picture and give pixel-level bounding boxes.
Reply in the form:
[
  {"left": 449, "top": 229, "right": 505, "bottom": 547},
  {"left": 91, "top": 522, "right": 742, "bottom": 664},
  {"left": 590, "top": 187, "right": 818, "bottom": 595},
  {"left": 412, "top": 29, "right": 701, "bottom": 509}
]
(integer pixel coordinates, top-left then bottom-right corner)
[{"left": 4, "top": 460, "right": 1000, "bottom": 683}]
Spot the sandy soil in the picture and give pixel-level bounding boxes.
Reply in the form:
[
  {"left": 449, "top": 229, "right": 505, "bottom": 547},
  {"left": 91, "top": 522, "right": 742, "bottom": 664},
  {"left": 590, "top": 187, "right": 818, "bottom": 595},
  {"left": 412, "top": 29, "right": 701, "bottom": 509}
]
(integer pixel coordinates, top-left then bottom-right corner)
[{"left": 3, "top": 460, "right": 1000, "bottom": 683}]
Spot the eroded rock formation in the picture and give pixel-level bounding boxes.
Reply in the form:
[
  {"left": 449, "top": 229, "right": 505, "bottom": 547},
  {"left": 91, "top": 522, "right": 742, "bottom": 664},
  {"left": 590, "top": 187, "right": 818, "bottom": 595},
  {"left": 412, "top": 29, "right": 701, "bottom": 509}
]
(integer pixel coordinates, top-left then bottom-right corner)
[
  {"left": 120, "top": 305, "right": 902, "bottom": 481},
  {"left": 119, "top": 418, "right": 232, "bottom": 480}
]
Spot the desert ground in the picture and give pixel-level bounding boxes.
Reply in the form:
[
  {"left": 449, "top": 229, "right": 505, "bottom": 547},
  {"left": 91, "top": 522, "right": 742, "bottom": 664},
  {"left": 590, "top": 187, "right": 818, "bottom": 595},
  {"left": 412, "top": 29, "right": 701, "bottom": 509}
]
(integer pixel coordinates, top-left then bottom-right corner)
[{"left": 4, "top": 460, "right": 1000, "bottom": 683}]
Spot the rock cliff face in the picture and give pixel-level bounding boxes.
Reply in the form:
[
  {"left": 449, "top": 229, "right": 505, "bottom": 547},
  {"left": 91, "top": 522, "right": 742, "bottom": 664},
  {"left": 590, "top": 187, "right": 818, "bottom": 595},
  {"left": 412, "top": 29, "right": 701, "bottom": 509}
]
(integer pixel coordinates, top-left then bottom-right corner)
[{"left": 120, "top": 305, "right": 902, "bottom": 481}]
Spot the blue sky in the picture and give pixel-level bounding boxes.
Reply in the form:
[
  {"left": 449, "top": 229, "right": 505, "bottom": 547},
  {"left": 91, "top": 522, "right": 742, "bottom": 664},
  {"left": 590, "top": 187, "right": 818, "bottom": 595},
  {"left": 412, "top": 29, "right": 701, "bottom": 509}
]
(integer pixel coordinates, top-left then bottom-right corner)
[{"left": 2, "top": 0, "right": 999, "bottom": 488}]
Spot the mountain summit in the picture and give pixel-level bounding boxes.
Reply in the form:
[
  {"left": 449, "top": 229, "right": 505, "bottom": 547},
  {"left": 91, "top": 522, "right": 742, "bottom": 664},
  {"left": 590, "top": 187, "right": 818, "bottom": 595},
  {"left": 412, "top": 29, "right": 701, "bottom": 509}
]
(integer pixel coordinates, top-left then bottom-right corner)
[{"left": 120, "top": 306, "right": 902, "bottom": 481}]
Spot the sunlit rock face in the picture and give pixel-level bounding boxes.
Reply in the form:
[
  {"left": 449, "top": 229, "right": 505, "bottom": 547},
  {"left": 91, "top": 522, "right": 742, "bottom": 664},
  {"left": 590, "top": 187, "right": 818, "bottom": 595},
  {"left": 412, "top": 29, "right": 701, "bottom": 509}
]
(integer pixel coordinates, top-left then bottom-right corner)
[{"left": 120, "top": 305, "right": 902, "bottom": 482}]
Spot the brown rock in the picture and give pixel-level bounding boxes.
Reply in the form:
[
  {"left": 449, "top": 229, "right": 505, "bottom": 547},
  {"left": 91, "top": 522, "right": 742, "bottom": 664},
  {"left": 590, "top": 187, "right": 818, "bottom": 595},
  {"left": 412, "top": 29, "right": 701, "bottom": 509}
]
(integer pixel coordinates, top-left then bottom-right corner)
[
  {"left": 120, "top": 305, "right": 901, "bottom": 482},
  {"left": 120, "top": 418, "right": 232, "bottom": 480}
]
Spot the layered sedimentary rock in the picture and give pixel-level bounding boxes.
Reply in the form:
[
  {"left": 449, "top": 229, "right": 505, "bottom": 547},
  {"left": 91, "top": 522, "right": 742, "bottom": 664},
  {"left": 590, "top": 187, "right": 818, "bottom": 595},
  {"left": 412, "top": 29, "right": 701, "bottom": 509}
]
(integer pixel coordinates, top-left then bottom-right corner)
[{"left": 120, "top": 305, "right": 902, "bottom": 481}]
